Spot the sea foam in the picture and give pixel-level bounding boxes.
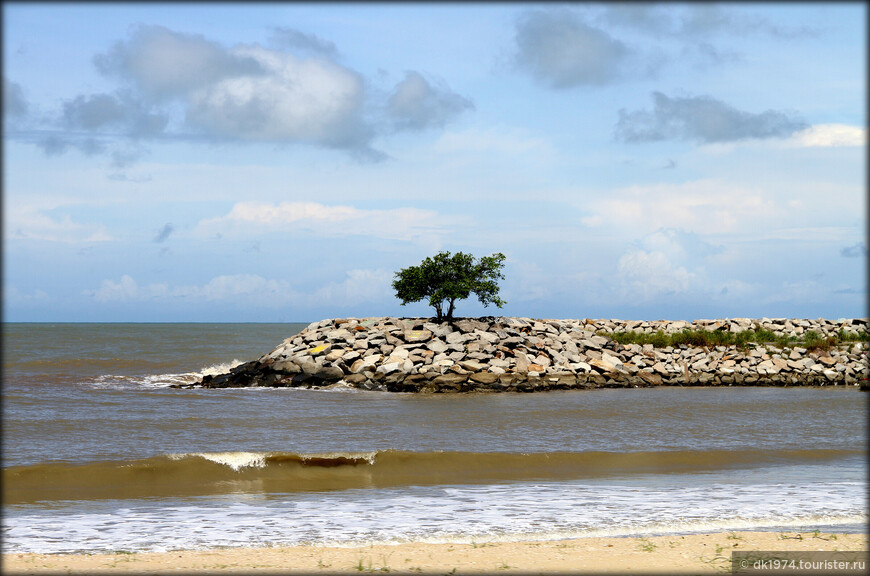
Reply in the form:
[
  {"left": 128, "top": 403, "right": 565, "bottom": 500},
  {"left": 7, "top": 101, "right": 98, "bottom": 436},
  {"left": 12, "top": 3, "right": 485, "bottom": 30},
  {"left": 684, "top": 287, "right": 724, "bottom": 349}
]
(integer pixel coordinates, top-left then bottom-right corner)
[
  {"left": 170, "top": 452, "right": 269, "bottom": 471},
  {"left": 4, "top": 478, "right": 865, "bottom": 554},
  {"left": 85, "top": 359, "right": 245, "bottom": 390}
]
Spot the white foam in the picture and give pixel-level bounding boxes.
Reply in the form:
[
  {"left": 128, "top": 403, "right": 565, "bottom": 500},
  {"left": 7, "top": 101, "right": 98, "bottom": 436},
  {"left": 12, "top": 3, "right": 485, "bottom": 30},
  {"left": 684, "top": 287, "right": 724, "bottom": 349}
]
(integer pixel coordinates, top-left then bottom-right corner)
[
  {"left": 404, "top": 514, "right": 870, "bottom": 545},
  {"left": 86, "top": 359, "right": 245, "bottom": 390},
  {"left": 4, "top": 478, "right": 866, "bottom": 554},
  {"left": 170, "top": 452, "right": 268, "bottom": 471},
  {"left": 199, "top": 360, "right": 244, "bottom": 377},
  {"left": 317, "top": 380, "right": 364, "bottom": 392},
  {"left": 90, "top": 373, "right": 200, "bottom": 389}
]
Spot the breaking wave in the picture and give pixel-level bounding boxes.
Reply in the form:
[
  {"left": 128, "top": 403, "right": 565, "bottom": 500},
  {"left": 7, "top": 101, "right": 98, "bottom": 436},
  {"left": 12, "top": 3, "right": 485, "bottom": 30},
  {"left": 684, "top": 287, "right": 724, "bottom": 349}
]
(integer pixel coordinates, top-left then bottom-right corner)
[{"left": 3, "top": 448, "right": 861, "bottom": 504}]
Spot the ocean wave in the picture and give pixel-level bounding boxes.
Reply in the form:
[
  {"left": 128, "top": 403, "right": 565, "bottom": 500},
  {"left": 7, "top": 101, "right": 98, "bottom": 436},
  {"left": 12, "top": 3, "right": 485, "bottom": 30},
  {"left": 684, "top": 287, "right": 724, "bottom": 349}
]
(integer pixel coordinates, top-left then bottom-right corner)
[
  {"left": 167, "top": 451, "right": 378, "bottom": 471},
  {"left": 84, "top": 359, "right": 246, "bottom": 390},
  {"left": 3, "top": 448, "right": 862, "bottom": 505},
  {"left": 90, "top": 373, "right": 198, "bottom": 389},
  {"left": 170, "top": 451, "right": 267, "bottom": 471},
  {"left": 199, "top": 359, "right": 244, "bottom": 377}
]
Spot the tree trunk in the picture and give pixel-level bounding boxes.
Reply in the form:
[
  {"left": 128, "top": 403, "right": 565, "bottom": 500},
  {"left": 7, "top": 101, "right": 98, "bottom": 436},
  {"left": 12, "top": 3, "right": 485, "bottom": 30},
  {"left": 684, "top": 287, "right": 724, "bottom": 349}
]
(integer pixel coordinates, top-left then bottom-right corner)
[
  {"left": 446, "top": 299, "right": 456, "bottom": 321},
  {"left": 434, "top": 303, "right": 443, "bottom": 321}
]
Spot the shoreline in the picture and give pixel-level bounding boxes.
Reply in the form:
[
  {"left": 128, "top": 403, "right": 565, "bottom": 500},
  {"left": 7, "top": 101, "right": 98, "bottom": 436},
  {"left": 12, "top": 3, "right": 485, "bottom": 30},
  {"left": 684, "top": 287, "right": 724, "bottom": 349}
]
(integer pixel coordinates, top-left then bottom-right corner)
[{"left": 3, "top": 530, "right": 867, "bottom": 574}]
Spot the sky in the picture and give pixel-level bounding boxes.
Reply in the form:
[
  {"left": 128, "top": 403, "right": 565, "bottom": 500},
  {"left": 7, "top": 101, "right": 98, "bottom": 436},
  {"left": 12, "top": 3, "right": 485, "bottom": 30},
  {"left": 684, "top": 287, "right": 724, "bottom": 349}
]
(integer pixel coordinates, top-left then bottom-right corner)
[{"left": 2, "top": 2, "right": 866, "bottom": 323}]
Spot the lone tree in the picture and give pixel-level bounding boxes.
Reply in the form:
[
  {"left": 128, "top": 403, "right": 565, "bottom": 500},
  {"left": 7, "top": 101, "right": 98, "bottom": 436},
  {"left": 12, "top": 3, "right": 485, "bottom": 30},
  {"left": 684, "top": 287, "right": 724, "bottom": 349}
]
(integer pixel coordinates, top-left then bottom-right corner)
[{"left": 392, "top": 251, "right": 507, "bottom": 322}]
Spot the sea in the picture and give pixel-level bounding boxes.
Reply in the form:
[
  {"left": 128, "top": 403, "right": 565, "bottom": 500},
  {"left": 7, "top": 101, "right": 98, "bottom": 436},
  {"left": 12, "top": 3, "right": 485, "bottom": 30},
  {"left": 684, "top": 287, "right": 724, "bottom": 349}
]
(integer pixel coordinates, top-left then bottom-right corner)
[{"left": 2, "top": 323, "right": 867, "bottom": 554}]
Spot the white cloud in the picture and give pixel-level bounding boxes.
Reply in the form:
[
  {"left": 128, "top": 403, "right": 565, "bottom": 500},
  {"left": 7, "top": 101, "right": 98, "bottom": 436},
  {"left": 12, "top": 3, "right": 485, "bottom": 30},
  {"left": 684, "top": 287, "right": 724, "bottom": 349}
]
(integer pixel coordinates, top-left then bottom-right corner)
[
  {"left": 48, "top": 25, "right": 387, "bottom": 159},
  {"left": 195, "top": 201, "right": 448, "bottom": 242},
  {"left": 744, "top": 226, "right": 858, "bottom": 242},
  {"left": 582, "top": 179, "right": 777, "bottom": 235},
  {"left": 4, "top": 204, "right": 114, "bottom": 243},
  {"left": 4, "top": 286, "right": 52, "bottom": 306},
  {"left": 269, "top": 27, "right": 339, "bottom": 58},
  {"left": 434, "top": 127, "right": 552, "bottom": 155},
  {"left": 18, "top": 24, "right": 476, "bottom": 166},
  {"left": 503, "top": 260, "right": 551, "bottom": 303},
  {"left": 611, "top": 228, "right": 719, "bottom": 302},
  {"left": 764, "top": 280, "right": 829, "bottom": 305},
  {"left": 787, "top": 124, "right": 866, "bottom": 148},
  {"left": 95, "top": 25, "right": 262, "bottom": 99},
  {"left": 309, "top": 269, "right": 393, "bottom": 307},
  {"left": 89, "top": 275, "right": 141, "bottom": 302},
  {"left": 616, "top": 92, "right": 807, "bottom": 143},
  {"left": 387, "top": 71, "right": 474, "bottom": 131},
  {"left": 85, "top": 270, "right": 392, "bottom": 308},
  {"left": 703, "top": 123, "right": 867, "bottom": 151},
  {"left": 186, "top": 45, "right": 371, "bottom": 149},
  {"left": 617, "top": 248, "right": 696, "bottom": 300},
  {"left": 88, "top": 274, "right": 291, "bottom": 303},
  {"left": 193, "top": 274, "right": 287, "bottom": 301},
  {"left": 640, "top": 228, "right": 721, "bottom": 262},
  {"left": 714, "top": 279, "right": 756, "bottom": 299},
  {"left": 513, "top": 9, "right": 631, "bottom": 88},
  {"left": 217, "top": 201, "right": 360, "bottom": 224}
]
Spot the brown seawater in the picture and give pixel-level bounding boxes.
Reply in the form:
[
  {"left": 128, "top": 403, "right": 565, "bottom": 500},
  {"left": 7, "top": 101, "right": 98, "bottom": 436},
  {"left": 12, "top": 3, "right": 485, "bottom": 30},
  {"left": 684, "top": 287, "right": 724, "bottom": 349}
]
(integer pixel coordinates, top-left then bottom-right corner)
[{"left": 2, "top": 323, "right": 867, "bottom": 553}]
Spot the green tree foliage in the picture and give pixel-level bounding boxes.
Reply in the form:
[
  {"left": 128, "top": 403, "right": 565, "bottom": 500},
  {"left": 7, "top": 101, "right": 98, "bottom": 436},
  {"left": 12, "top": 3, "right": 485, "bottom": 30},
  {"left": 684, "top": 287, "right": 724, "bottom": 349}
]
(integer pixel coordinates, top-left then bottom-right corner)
[{"left": 392, "top": 251, "right": 507, "bottom": 321}]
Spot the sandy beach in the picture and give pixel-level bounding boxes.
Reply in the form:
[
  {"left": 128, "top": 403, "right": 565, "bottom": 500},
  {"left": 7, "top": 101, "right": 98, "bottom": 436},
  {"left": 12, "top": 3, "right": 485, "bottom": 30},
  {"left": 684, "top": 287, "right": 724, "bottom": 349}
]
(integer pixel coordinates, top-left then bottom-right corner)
[{"left": 2, "top": 530, "right": 866, "bottom": 574}]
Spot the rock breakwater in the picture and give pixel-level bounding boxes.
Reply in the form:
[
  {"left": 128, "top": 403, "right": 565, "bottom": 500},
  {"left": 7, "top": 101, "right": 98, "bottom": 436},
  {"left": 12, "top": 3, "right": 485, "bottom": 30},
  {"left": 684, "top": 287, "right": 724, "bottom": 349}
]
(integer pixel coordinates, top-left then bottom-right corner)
[{"left": 192, "top": 317, "right": 868, "bottom": 392}]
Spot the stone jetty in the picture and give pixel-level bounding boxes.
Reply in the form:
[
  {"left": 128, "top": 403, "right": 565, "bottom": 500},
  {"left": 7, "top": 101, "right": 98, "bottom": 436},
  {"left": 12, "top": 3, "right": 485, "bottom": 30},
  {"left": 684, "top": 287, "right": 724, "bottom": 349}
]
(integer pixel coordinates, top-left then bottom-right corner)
[{"left": 192, "top": 317, "right": 868, "bottom": 392}]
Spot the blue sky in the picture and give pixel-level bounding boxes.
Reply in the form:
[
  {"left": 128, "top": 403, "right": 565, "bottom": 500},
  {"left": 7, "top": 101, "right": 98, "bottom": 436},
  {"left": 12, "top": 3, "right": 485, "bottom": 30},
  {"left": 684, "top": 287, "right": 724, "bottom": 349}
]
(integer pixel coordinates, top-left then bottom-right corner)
[{"left": 3, "top": 2, "right": 866, "bottom": 322}]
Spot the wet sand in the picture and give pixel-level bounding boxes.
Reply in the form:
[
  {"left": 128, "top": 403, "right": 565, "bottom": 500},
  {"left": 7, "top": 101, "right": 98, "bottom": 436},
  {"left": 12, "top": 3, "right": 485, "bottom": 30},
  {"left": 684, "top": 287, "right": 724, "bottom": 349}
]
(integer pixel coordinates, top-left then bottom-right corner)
[{"left": 2, "top": 530, "right": 866, "bottom": 574}]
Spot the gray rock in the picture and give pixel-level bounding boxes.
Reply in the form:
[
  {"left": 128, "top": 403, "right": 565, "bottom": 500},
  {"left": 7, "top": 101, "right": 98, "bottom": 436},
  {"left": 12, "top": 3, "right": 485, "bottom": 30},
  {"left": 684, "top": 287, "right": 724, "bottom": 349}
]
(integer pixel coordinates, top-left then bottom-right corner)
[
  {"left": 424, "top": 322, "right": 453, "bottom": 337},
  {"left": 349, "top": 359, "right": 367, "bottom": 374},
  {"left": 391, "top": 347, "right": 410, "bottom": 359},
  {"left": 470, "top": 372, "right": 499, "bottom": 384},
  {"left": 325, "top": 349, "right": 345, "bottom": 362},
  {"left": 446, "top": 331, "right": 470, "bottom": 344},
  {"left": 459, "top": 360, "right": 486, "bottom": 372},
  {"left": 427, "top": 340, "right": 449, "bottom": 353},
  {"left": 342, "top": 350, "right": 361, "bottom": 362},
  {"left": 433, "top": 373, "right": 468, "bottom": 386},
  {"left": 297, "top": 358, "right": 319, "bottom": 374},
  {"left": 314, "top": 365, "right": 345, "bottom": 381},
  {"left": 272, "top": 359, "right": 300, "bottom": 373},
  {"left": 197, "top": 315, "right": 865, "bottom": 391},
  {"left": 325, "top": 329, "right": 354, "bottom": 343},
  {"left": 377, "top": 362, "right": 402, "bottom": 375},
  {"left": 571, "top": 361, "right": 592, "bottom": 373},
  {"left": 403, "top": 329, "right": 433, "bottom": 343},
  {"left": 307, "top": 343, "right": 332, "bottom": 357},
  {"left": 588, "top": 357, "right": 618, "bottom": 373},
  {"left": 515, "top": 352, "right": 531, "bottom": 373},
  {"left": 474, "top": 329, "right": 499, "bottom": 343}
]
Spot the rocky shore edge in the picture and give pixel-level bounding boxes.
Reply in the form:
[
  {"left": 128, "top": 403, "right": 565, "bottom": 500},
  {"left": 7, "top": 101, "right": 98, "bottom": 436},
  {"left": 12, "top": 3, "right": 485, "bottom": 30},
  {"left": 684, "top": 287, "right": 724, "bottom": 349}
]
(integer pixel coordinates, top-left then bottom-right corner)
[{"left": 185, "top": 316, "right": 869, "bottom": 392}]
